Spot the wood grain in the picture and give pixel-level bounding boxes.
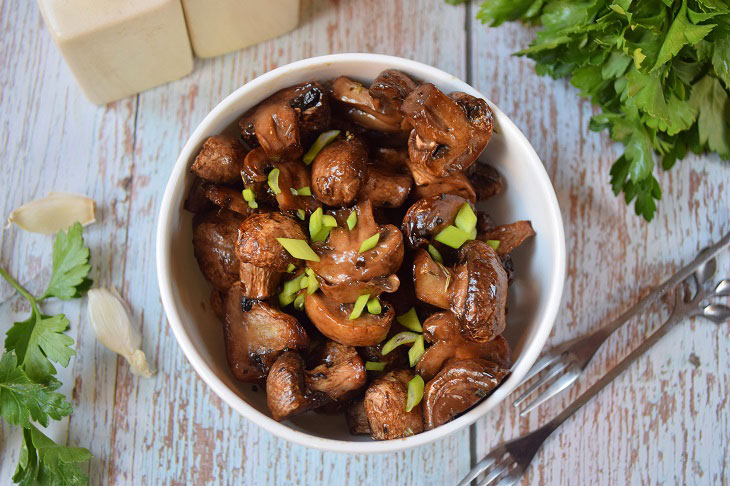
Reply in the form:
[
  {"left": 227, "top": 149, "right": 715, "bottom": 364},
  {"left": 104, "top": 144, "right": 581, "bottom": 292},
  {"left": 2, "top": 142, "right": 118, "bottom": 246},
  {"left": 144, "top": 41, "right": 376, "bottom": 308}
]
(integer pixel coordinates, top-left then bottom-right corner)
[{"left": 0, "top": 0, "right": 727, "bottom": 485}]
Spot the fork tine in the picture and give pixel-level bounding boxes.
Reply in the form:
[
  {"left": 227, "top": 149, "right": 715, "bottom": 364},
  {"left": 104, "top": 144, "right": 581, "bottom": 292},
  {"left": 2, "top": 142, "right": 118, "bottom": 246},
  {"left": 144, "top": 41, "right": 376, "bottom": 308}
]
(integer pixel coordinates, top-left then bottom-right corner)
[
  {"left": 477, "top": 458, "right": 510, "bottom": 486},
  {"left": 512, "top": 360, "right": 569, "bottom": 408},
  {"left": 518, "top": 352, "right": 561, "bottom": 384},
  {"left": 518, "top": 364, "right": 581, "bottom": 416},
  {"left": 495, "top": 469, "right": 522, "bottom": 486},
  {"left": 457, "top": 448, "right": 505, "bottom": 486}
]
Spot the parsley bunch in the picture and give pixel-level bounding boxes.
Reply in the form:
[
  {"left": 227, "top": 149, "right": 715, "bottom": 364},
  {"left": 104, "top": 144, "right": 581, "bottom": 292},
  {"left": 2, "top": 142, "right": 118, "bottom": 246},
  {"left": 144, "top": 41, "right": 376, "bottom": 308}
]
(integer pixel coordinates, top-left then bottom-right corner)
[
  {"left": 454, "top": 0, "right": 729, "bottom": 221},
  {"left": 0, "top": 223, "right": 92, "bottom": 485}
]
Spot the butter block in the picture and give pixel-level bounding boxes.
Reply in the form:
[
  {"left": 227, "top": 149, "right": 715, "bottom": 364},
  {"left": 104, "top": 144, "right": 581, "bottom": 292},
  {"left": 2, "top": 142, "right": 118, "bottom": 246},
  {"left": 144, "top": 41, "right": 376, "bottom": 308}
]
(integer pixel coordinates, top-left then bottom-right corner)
[
  {"left": 37, "top": 0, "right": 194, "bottom": 105},
  {"left": 182, "top": 0, "right": 300, "bottom": 58}
]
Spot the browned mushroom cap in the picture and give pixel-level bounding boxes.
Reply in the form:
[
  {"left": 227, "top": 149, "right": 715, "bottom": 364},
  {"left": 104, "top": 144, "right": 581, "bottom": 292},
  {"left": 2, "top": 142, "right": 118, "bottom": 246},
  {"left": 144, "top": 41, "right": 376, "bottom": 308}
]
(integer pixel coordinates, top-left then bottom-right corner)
[
  {"left": 235, "top": 212, "right": 306, "bottom": 298},
  {"left": 413, "top": 248, "right": 453, "bottom": 310},
  {"left": 480, "top": 221, "right": 535, "bottom": 257},
  {"left": 224, "top": 284, "right": 309, "bottom": 382},
  {"left": 200, "top": 182, "right": 257, "bottom": 217},
  {"left": 412, "top": 172, "right": 476, "bottom": 203},
  {"left": 330, "top": 76, "right": 406, "bottom": 133},
  {"left": 422, "top": 311, "right": 462, "bottom": 343},
  {"left": 304, "top": 291, "right": 394, "bottom": 347},
  {"left": 468, "top": 163, "right": 503, "bottom": 200},
  {"left": 192, "top": 209, "right": 244, "bottom": 291},
  {"left": 401, "top": 84, "right": 492, "bottom": 178},
  {"left": 423, "top": 358, "right": 508, "bottom": 429},
  {"left": 266, "top": 352, "right": 328, "bottom": 421},
  {"left": 305, "top": 342, "right": 367, "bottom": 401},
  {"left": 346, "top": 399, "right": 371, "bottom": 435},
  {"left": 358, "top": 165, "right": 413, "bottom": 208},
  {"left": 364, "top": 369, "right": 424, "bottom": 440},
  {"left": 318, "top": 274, "right": 400, "bottom": 304},
  {"left": 450, "top": 241, "right": 508, "bottom": 342},
  {"left": 369, "top": 69, "right": 419, "bottom": 108},
  {"left": 416, "top": 335, "right": 512, "bottom": 381},
  {"left": 402, "top": 194, "right": 471, "bottom": 248},
  {"left": 184, "top": 177, "right": 215, "bottom": 213},
  {"left": 309, "top": 200, "right": 404, "bottom": 286},
  {"left": 311, "top": 136, "right": 368, "bottom": 206},
  {"left": 190, "top": 135, "right": 246, "bottom": 184},
  {"left": 239, "top": 82, "right": 330, "bottom": 160}
]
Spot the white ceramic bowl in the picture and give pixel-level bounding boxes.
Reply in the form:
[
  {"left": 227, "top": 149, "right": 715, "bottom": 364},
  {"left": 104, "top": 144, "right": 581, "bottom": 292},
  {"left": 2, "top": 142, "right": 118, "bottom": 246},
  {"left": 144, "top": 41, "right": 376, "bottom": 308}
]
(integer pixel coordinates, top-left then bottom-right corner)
[{"left": 157, "top": 53, "right": 565, "bottom": 453}]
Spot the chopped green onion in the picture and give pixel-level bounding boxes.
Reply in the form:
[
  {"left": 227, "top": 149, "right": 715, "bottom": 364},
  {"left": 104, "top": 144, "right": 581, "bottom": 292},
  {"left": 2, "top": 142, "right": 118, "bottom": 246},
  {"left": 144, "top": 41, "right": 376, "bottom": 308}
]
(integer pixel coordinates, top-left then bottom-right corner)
[
  {"left": 297, "top": 209, "right": 306, "bottom": 221},
  {"left": 278, "top": 290, "right": 296, "bottom": 307},
  {"left": 311, "top": 225, "right": 331, "bottom": 243},
  {"left": 408, "top": 336, "right": 425, "bottom": 367},
  {"left": 242, "top": 188, "right": 255, "bottom": 201},
  {"left": 486, "top": 239, "right": 500, "bottom": 251},
  {"left": 303, "top": 130, "right": 341, "bottom": 165},
  {"left": 247, "top": 199, "right": 258, "bottom": 209},
  {"left": 349, "top": 294, "right": 370, "bottom": 320},
  {"left": 276, "top": 238, "right": 320, "bottom": 261},
  {"left": 427, "top": 244, "right": 443, "bottom": 264},
  {"left": 365, "top": 361, "right": 387, "bottom": 371},
  {"left": 305, "top": 267, "right": 320, "bottom": 295},
  {"left": 367, "top": 297, "right": 381, "bottom": 315},
  {"left": 358, "top": 232, "right": 380, "bottom": 253},
  {"left": 267, "top": 168, "right": 281, "bottom": 194},
  {"left": 293, "top": 292, "right": 306, "bottom": 311},
  {"left": 286, "top": 263, "right": 296, "bottom": 273},
  {"left": 297, "top": 186, "right": 312, "bottom": 196},
  {"left": 381, "top": 331, "right": 420, "bottom": 355},
  {"left": 309, "top": 207, "right": 323, "bottom": 239},
  {"left": 454, "top": 203, "right": 477, "bottom": 234},
  {"left": 396, "top": 308, "right": 422, "bottom": 332},
  {"left": 468, "top": 226, "right": 477, "bottom": 241},
  {"left": 299, "top": 275, "right": 310, "bottom": 290},
  {"left": 434, "top": 225, "right": 471, "bottom": 249},
  {"left": 282, "top": 274, "right": 304, "bottom": 296},
  {"left": 406, "top": 375, "right": 425, "bottom": 412},
  {"left": 346, "top": 211, "right": 357, "bottom": 230},
  {"left": 322, "top": 214, "right": 337, "bottom": 227},
  {"left": 290, "top": 187, "right": 298, "bottom": 196}
]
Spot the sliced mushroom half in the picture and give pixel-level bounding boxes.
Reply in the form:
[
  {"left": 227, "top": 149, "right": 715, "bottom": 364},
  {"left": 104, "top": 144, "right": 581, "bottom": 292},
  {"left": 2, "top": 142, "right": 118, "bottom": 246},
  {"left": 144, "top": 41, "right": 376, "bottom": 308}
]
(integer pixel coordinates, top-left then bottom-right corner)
[
  {"left": 330, "top": 74, "right": 413, "bottom": 133},
  {"left": 266, "top": 352, "right": 328, "bottom": 421},
  {"left": 305, "top": 341, "right": 367, "bottom": 402},
  {"left": 416, "top": 334, "right": 512, "bottom": 381},
  {"left": 402, "top": 194, "right": 471, "bottom": 248},
  {"left": 364, "top": 369, "right": 424, "bottom": 440},
  {"left": 192, "top": 209, "right": 244, "bottom": 291},
  {"left": 480, "top": 221, "right": 536, "bottom": 257}
]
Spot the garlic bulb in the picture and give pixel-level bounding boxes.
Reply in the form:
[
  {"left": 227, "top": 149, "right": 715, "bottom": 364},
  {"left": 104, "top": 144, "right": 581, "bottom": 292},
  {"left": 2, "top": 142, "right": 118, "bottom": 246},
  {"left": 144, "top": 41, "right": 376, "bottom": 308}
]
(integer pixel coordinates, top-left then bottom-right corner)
[
  {"left": 7, "top": 192, "right": 96, "bottom": 234},
  {"left": 87, "top": 288, "right": 155, "bottom": 378}
]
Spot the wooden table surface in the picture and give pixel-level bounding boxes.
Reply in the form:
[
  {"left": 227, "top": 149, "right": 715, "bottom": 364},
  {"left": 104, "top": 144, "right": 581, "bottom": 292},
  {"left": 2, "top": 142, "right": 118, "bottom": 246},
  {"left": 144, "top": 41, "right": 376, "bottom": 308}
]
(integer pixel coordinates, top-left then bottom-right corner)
[{"left": 1, "top": 0, "right": 728, "bottom": 484}]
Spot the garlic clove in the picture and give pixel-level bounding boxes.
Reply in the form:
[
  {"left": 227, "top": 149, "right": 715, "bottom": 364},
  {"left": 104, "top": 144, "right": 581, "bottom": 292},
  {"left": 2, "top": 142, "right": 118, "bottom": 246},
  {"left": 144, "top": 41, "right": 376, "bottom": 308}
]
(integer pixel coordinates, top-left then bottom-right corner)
[
  {"left": 7, "top": 192, "right": 96, "bottom": 234},
  {"left": 87, "top": 288, "right": 156, "bottom": 378}
]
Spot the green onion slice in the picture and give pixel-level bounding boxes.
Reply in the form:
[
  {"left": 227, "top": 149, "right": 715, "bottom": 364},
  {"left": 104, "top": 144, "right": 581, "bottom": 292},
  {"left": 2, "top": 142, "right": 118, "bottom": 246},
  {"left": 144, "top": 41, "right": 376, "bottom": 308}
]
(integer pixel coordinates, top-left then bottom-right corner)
[
  {"left": 276, "top": 238, "right": 320, "bottom": 261},
  {"left": 242, "top": 188, "right": 255, "bottom": 202},
  {"left": 346, "top": 210, "right": 357, "bottom": 230},
  {"left": 303, "top": 130, "right": 341, "bottom": 165},
  {"left": 406, "top": 375, "right": 425, "bottom": 412},
  {"left": 434, "top": 225, "right": 471, "bottom": 249},
  {"left": 365, "top": 361, "right": 387, "bottom": 371},
  {"left": 282, "top": 274, "right": 304, "bottom": 296},
  {"left": 286, "top": 263, "right": 296, "bottom": 273},
  {"left": 290, "top": 187, "right": 298, "bottom": 196},
  {"left": 349, "top": 294, "right": 370, "bottom": 320},
  {"left": 408, "top": 335, "right": 425, "bottom": 367},
  {"left": 454, "top": 203, "right": 477, "bottom": 234},
  {"left": 381, "top": 331, "right": 420, "bottom": 355},
  {"left": 299, "top": 274, "right": 310, "bottom": 290},
  {"left": 305, "top": 267, "right": 320, "bottom": 295},
  {"left": 427, "top": 244, "right": 443, "bottom": 264},
  {"left": 297, "top": 209, "right": 306, "bottom": 221},
  {"left": 309, "top": 207, "right": 323, "bottom": 239},
  {"left": 267, "top": 168, "right": 281, "bottom": 195},
  {"left": 468, "top": 226, "right": 477, "bottom": 241},
  {"left": 296, "top": 186, "right": 312, "bottom": 196},
  {"left": 358, "top": 232, "right": 380, "bottom": 253},
  {"left": 311, "top": 225, "right": 331, "bottom": 243},
  {"left": 322, "top": 214, "right": 337, "bottom": 227},
  {"left": 293, "top": 292, "right": 306, "bottom": 311},
  {"left": 486, "top": 239, "right": 500, "bottom": 251},
  {"left": 396, "top": 307, "right": 422, "bottom": 332},
  {"left": 278, "top": 290, "right": 296, "bottom": 307},
  {"left": 366, "top": 297, "right": 381, "bottom": 315}
]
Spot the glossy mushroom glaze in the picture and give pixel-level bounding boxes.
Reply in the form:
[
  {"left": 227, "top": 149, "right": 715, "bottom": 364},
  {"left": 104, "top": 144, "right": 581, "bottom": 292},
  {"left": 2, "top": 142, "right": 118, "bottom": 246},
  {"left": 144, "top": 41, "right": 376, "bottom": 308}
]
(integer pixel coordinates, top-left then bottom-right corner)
[{"left": 185, "top": 70, "right": 535, "bottom": 441}]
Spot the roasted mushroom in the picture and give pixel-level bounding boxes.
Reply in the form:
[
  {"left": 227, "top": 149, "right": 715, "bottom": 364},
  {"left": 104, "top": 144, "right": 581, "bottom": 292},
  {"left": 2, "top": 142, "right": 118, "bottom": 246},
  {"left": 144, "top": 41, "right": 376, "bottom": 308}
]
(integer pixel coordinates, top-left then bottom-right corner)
[
  {"left": 192, "top": 209, "right": 244, "bottom": 291},
  {"left": 402, "top": 194, "right": 472, "bottom": 248},
  {"left": 235, "top": 212, "right": 306, "bottom": 298},
  {"left": 346, "top": 399, "right": 371, "bottom": 435},
  {"left": 480, "top": 220, "right": 536, "bottom": 257},
  {"left": 364, "top": 369, "right": 424, "bottom": 440},
  {"left": 305, "top": 341, "right": 367, "bottom": 401},
  {"left": 468, "top": 163, "right": 503, "bottom": 200},
  {"left": 423, "top": 358, "right": 508, "bottom": 429},
  {"left": 201, "top": 182, "right": 256, "bottom": 217},
  {"left": 266, "top": 352, "right": 327, "bottom": 421},
  {"left": 413, "top": 248, "right": 453, "bottom": 310},
  {"left": 190, "top": 135, "right": 246, "bottom": 184},
  {"left": 311, "top": 136, "right": 368, "bottom": 206},
  {"left": 330, "top": 75, "right": 412, "bottom": 133},
  {"left": 317, "top": 274, "right": 400, "bottom": 304},
  {"left": 417, "top": 332, "right": 512, "bottom": 381},
  {"left": 412, "top": 172, "right": 476, "bottom": 203},
  {"left": 358, "top": 165, "right": 413, "bottom": 208},
  {"left": 239, "top": 82, "right": 330, "bottom": 160},
  {"left": 401, "top": 84, "right": 493, "bottom": 178},
  {"left": 224, "top": 284, "right": 309, "bottom": 382}
]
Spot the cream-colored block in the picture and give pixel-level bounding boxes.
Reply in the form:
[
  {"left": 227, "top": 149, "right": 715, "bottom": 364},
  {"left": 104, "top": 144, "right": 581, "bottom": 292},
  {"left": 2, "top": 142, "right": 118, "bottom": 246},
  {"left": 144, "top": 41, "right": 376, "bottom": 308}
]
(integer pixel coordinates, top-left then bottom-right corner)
[
  {"left": 181, "top": 0, "right": 300, "bottom": 58},
  {"left": 36, "top": 0, "right": 194, "bottom": 105}
]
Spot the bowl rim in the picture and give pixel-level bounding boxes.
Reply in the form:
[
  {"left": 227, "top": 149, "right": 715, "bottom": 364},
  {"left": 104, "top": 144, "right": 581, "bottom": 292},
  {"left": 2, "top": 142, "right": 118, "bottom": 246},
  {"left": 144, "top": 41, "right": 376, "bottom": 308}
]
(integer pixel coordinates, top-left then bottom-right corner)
[{"left": 156, "top": 52, "right": 566, "bottom": 454}]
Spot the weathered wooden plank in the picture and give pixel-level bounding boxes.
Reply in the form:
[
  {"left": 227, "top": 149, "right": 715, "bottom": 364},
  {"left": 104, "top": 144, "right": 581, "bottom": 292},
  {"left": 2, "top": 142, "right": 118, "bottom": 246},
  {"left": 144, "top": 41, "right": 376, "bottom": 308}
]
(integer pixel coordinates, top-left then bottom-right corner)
[{"left": 469, "top": 15, "right": 730, "bottom": 486}]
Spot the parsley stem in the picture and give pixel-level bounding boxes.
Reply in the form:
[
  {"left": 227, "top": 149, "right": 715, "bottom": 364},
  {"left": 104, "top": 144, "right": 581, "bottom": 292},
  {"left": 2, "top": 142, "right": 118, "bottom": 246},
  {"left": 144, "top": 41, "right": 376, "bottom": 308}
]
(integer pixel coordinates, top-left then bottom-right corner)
[{"left": 0, "top": 264, "right": 37, "bottom": 306}]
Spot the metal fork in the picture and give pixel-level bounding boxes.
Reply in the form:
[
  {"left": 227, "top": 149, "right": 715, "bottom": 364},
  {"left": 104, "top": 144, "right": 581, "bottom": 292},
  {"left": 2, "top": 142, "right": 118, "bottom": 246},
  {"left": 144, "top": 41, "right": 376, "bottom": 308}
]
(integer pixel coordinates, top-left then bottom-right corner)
[
  {"left": 512, "top": 231, "right": 730, "bottom": 415},
  {"left": 459, "top": 274, "right": 730, "bottom": 486}
]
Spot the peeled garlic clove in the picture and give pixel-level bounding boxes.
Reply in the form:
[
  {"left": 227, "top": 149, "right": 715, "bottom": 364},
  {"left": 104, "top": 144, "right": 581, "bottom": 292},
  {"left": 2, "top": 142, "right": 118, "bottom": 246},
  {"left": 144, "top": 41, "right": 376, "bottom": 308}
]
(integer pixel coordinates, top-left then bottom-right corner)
[
  {"left": 7, "top": 192, "right": 96, "bottom": 234},
  {"left": 87, "top": 288, "right": 155, "bottom": 378}
]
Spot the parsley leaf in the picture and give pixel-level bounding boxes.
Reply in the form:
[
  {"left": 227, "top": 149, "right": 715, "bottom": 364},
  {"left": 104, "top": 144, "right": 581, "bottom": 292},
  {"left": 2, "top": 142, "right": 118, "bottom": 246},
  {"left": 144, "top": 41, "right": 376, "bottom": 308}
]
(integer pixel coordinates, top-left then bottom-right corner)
[
  {"left": 689, "top": 74, "right": 730, "bottom": 158},
  {"left": 40, "top": 222, "right": 92, "bottom": 301},
  {"left": 0, "top": 353, "right": 71, "bottom": 428},
  {"left": 13, "top": 425, "right": 91, "bottom": 486}
]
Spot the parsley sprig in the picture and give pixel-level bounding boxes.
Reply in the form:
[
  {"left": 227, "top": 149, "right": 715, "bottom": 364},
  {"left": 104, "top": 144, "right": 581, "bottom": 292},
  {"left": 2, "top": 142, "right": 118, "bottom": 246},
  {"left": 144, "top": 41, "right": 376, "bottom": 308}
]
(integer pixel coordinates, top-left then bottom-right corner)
[
  {"left": 0, "top": 222, "right": 92, "bottom": 485},
  {"left": 455, "top": 0, "right": 729, "bottom": 221}
]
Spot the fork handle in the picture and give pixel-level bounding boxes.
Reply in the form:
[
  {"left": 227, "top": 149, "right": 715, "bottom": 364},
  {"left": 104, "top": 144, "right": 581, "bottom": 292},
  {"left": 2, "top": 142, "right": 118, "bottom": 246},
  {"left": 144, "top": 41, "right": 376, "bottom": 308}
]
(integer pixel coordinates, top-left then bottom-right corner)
[{"left": 592, "top": 231, "right": 730, "bottom": 343}]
